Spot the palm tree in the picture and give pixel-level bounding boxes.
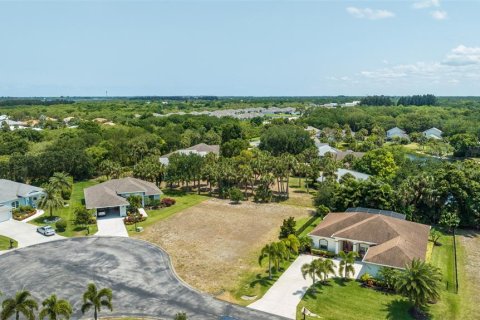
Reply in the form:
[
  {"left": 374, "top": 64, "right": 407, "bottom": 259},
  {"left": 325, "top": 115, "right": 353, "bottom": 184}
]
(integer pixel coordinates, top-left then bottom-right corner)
[
  {"left": 317, "top": 259, "right": 336, "bottom": 283},
  {"left": 338, "top": 250, "right": 358, "bottom": 279},
  {"left": 49, "top": 172, "right": 72, "bottom": 200},
  {"left": 81, "top": 283, "right": 113, "bottom": 320},
  {"left": 282, "top": 234, "right": 300, "bottom": 259},
  {"left": 301, "top": 259, "right": 322, "bottom": 285},
  {"left": 395, "top": 259, "right": 442, "bottom": 315},
  {"left": 298, "top": 236, "right": 313, "bottom": 253},
  {"left": 39, "top": 294, "right": 72, "bottom": 320},
  {"left": 259, "top": 242, "right": 287, "bottom": 279},
  {"left": 37, "top": 184, "right": 64, "bottom": 217},
  {"left": 1, "top": 290, "right": 38, "bottom": 320}
]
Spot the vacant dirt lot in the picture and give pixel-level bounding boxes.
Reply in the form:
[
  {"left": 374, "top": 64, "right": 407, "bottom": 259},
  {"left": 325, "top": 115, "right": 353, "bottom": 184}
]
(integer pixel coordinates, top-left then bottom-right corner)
[{"left": 134, "top": 198, "right": 312, "bottom": 296}]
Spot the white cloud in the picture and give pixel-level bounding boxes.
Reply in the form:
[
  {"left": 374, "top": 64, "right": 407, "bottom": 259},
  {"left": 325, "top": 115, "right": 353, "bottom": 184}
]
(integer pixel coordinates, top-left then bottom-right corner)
[
  {"left": 346, "top": 7, "right": 395, "bottom": 20},
  {"left": 413, "top": 0, "right": 440, "bottom": 9},
  {"left": 443, "top": 45, "right": 480, "bottom": 66},
  {"left": 431, "top": 10, "right": 448, "bottom": 20},
  {"left": 334, "top": 45, "right": 480, "bottom": 87}
]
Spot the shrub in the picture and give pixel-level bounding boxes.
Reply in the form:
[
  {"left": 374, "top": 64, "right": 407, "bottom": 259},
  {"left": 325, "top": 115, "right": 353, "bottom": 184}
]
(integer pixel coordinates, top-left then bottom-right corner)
[
  {"left": 311, "top": 248, "right": 336, "bottom": 258},
  {"left": 229, "top": 187, "right": 244, "bottom": 204},
  {"left": 161, "top": 198, "right": 176, "bottom": 207},
  {"left": 316, "top": 205, "right": 330, "bottom": 218},
  {"left": 360, "top": 273, "right": 375, "bottom": 287},
  {"left": 55, "top": 219, "right": 67, "bottom": 231},
  {"left": 146, "top": 199, "right": 161, "bottom": 209},
  {"left": 377, "top": 267, "right": 400, "bottom": 292},
  {"left": 123, "top": 213, "right": 147, "bottom": 225}
]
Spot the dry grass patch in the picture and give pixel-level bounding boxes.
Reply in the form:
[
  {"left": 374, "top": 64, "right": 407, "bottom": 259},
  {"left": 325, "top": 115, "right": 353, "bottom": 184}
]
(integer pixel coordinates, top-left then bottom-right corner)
[{"left": 134, "top": 198, "right": 312, "bottom": 299}]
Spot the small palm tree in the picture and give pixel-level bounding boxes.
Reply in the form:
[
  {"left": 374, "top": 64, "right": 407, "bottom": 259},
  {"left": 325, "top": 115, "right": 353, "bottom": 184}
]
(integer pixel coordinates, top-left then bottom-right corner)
[
  {"left": 318, "top": 258, "right": 336, "bottom": 283},
  {"left": 37, "top": 184, "right": 64, "bottom": 217},
  {"left": 81, "top": 283, "right": 113, "bottom": 320},
  {"left": 1, "top": 290, "right": 38, "bottom": 320},
  {"left": 301, "top": 260, "right": 320, "bottom": 285},
  {"left": 39, "top": 294, "right": 72, "bottom": 320},
  {"left": 338, "top": 250, "right": 358, "bottom": 279},
  {"left": 259, "top": 242, "right": 287, "bottom": 279},
  {"left": 395, "top": 259, "right": 442, "bottom": 314},
  {"left": 49, "top": 172, "right": 72, "bottom": 200}
]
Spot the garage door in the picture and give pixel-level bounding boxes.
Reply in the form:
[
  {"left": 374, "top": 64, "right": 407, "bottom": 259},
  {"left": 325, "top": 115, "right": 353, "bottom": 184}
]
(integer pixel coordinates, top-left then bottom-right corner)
[{"left": 0, "top": 208, "right": 12, "bottom": 222}]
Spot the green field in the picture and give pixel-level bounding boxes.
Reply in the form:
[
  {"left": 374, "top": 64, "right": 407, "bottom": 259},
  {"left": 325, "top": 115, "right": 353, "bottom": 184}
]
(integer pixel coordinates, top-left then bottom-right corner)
[
  {"left": 0, "top": 235, "right": 17, "bottom": 250},
  {"left": 30, "top": 180, "right": 98, "bottom": 237},
  {"left": 126, "top": 190, "right": 208, "bottom": 234}
]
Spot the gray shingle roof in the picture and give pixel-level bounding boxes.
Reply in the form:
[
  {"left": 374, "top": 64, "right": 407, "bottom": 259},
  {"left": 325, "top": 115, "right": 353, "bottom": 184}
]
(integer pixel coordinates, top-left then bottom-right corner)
[
  {"left": 84, "top": 177, "right": 162, "bottom": 209},
  {"left": 0, "top": 179, "right": 44, "bottom": 203}
]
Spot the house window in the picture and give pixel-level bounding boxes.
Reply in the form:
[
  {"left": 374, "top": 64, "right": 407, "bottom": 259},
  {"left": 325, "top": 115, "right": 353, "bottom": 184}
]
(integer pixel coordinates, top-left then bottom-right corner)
[
  {"left": 319, "top": 239, "right": 328, "bottom": 250},
  {"left": 11, "top": 201, "right": 19, "bottom": 208},
  {"left": 358, "top": 244, "right": 369, "bottom": 257}
]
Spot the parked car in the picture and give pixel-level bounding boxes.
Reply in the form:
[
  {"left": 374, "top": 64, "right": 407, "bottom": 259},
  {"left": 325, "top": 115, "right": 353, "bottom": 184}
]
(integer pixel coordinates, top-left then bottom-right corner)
[
  {"left": 97, "top": 210, "right": 107, "bottom": 217},
  {"left": 37, "top": 226, "right": 56, "bottom": 236}
]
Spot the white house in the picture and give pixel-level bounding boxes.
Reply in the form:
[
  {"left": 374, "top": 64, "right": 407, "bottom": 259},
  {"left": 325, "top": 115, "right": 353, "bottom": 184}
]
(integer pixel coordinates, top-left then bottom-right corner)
[
  {"left": 317, "top": 168, "right": 371, "bottom": 183},
  {"left": 159, "top": 143, "right": 220, "bottom": 166},
  {"left": 309, "top": 210, "right": 430, "bottom": 276},
  {"left": 386, "top": 127, "right": 408, "bottom": 140},
  {"left": 423, "top": 127, "right": 443, "bottom": 140}
]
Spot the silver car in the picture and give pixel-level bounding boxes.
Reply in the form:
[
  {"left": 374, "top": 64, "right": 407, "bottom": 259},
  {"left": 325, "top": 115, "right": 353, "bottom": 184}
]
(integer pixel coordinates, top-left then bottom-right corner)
[{"left": 37, "top": 226, "right": 56, "bottom": 236}]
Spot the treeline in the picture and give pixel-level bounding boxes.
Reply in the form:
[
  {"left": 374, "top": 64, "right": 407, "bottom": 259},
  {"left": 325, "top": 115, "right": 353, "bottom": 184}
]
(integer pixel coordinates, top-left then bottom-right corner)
[
  {"left": 360, "top": 95, "right": 437, "bottom": 106},
  {"left": 0, "top": 99, "right": 75, "bottom": 106},
  {"left": 313, "top": 146, "right": 480, "bottom": 228}
]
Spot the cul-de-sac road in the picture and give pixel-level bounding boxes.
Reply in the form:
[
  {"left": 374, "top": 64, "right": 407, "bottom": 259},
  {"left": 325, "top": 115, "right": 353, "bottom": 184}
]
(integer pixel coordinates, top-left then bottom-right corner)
[{"left": 0, "top": 237, "right": 288, "bottom": 320}]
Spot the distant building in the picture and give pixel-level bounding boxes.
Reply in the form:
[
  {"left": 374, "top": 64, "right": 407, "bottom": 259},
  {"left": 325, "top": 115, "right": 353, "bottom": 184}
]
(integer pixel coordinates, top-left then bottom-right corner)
[
  {"left": 159, "top": 143, "right": 220, "bottom": 166},
  {"left": 316, "top": 142, "right": 365, "bottom": 161},
  {"left": 342, "top": 101, "right": 361, "bottom": 107},
  {"left": 386, "top": 127, "right": 408, "bottom": 140},
  {"left": 423, "top": 127, "right": 443, "bottom": 140},
  {"left": 317, "top": 168, "right": 371, "bottom": 183}
]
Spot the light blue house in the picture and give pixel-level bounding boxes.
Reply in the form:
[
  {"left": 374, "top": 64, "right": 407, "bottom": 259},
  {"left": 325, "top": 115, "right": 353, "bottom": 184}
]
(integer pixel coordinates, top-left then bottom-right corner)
[
  {"left": 84, "top": 177, "right": 162, "bottom": 217},
  {"left": 386, "top": 127, "right": 409, "bottom": 140},
  {"left": 423, "top": 127, "right": 443, "bottom": 140},
  {"left": 0, "top": 179, "right": 45, "bottom": 222}
]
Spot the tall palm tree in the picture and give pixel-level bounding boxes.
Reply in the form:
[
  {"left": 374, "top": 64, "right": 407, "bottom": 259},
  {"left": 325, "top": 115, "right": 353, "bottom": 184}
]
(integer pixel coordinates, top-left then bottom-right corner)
[
  {"left": 49, "top": 172, "right": 72, "bottom": 200},
  {"left": 395, "top": 259, "right": 442, "bottom": 314},
  {"left": 338, "top": 250, "right": 358, "bottom": 279},
  {"left": 81, "top": 283, "right": 113, "bottom": 320},
  {"left": 259, "top": 242, "right": 287, "bottom": 279},
  {"left": 37, "top": 184, "right": 64, "bottom": 217},
  {"left": 39, "top": 294, "right": 72, "bottom": 320},
  {"left": 317, "top": 259, "right": 336, "bottom": 283},
  {"left": 1, "top": 290, "right": 38, "bottom": 320},
  {"left": 282, "top": 234, "right": 300, "bottom": 259}
]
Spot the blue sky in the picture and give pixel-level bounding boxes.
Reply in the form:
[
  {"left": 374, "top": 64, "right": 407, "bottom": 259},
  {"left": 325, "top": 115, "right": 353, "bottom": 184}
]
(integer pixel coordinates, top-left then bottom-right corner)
[{"left": 0, "top": 0, "right": 479, "bottom": 96}]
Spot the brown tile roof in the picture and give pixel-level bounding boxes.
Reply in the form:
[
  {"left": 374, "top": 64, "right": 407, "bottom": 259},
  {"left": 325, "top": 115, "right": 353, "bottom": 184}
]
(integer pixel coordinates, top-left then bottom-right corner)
[
  {"left": 84, "top": 177, "right": 162, "bottom": 209},
  {"left": 309, "top": 212, "right": 430, "bottom": 269}
]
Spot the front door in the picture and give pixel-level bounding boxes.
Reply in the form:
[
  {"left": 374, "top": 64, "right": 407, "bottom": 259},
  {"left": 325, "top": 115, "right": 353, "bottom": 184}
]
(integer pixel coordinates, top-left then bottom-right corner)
[{"left": 342, "top": 240, "right": 353, "bottom": 252}]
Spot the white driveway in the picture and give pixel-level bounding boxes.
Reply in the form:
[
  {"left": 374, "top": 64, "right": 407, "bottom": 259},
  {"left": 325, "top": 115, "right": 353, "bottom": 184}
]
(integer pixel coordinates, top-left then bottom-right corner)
[
  {"left": 248, "top": 254, "right": 365, "bottom": 319},
  {"left": 0, "top": 219, "right": 64, "bottom": 249},
  {"left": 96, "top": 216, "right": 129, "bottom": 237}
]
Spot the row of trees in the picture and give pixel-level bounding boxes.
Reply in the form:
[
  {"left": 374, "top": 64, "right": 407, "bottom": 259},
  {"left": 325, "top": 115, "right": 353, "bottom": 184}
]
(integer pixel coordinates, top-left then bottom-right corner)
[{"left": 0, "top": 283, "right": 111, "bottom": 320}]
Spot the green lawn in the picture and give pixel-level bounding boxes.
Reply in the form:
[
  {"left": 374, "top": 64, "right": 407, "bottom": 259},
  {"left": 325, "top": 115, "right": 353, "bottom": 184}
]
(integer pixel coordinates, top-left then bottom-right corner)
[
  {"left": 231, "top": 255, "right": 298, "bottom": 306},
  {"left": 0, "top": 235, "right": 17, "bottom": 250},
  {"left": 126, "top": 190, "right": 208, "bottom": 234},
  {"left": 428, "top": 232, "right": 462, "bottom": 319},
  {"left": 30, "top": 180, "right": 98, "bottom": 237},
  {"left": 297, "top": 279, "right": 412, "bottom": 320},
  {"left": 296, "top": 215, "right": 323, "bottom": 238}
]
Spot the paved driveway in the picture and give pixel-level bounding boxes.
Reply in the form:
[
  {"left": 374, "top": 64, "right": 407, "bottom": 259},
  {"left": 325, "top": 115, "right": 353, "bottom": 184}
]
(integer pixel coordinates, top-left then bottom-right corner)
[
  {"left": 0, "top": 219, "right": 64, "bottom": 248},
  {"left": 0, "top": 237, "right": 287, "bottom": 320},
  {"left": 96, "top": 216, "right": 129, "bottom": 237},
  {"left": 249, "top": 254, "right": 365, "bottom": 319}
]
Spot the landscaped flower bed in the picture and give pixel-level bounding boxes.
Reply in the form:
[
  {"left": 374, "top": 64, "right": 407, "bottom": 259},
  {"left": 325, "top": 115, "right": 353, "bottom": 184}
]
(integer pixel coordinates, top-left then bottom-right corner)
[
  {"left": 12, "top": 205, "right": 37, "bottom": 221},
  {"left": 123, "top": 213, "right": 147, "bottom": 225}
]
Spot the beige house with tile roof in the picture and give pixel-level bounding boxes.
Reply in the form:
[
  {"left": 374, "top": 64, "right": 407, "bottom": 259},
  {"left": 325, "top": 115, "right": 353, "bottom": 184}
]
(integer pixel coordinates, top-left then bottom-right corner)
[{"left": 309, "top": 210, "right": 430, "bottom": 275}]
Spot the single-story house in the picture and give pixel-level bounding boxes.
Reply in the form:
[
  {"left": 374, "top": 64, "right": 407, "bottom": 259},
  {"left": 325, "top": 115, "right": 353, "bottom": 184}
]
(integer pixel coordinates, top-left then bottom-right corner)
[
  {"left": 0, "top": 179, "right": 45, "bottom": 222},
  {"left": 317, "top": 168, "right": 371, "bottom": 183},
  {"left": 316, "top": 142, "right": 365, "bottom": 161},
  {"left": 84, "top": 177, "right": 162, "bottom": 217},
  {"left": 159, "top": 143, "right": 220, "bottom": 166},
  {"left": 309, "top": 209, "right": 430, "bottom": 276},
  {"left": 423, "top": 127, "right": 443, "bottom": 140},
  {"left": 386, "top": 127, "right": 409, "bottom": 140}
]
